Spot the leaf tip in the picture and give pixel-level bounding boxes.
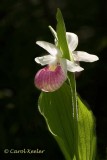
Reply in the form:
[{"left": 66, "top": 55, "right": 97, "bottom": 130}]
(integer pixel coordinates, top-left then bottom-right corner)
[{"left": 56, "top": 8, "right": 62, "bottom": 20}]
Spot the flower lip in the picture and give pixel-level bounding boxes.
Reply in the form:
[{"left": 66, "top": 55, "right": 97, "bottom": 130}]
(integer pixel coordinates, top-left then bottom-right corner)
[{"left": 34, "top": 65, "right": 67, "bottom": 92}]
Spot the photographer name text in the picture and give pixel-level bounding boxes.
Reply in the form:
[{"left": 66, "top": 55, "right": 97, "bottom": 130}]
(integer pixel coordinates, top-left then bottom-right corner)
[{"left": 4, "top": 148, "right": 45, "bottom": 154}]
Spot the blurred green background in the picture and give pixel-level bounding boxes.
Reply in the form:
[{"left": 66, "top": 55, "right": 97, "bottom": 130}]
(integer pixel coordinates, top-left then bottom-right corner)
[{"left": 0, "top": 0, "right": 107, "bottom": 159}]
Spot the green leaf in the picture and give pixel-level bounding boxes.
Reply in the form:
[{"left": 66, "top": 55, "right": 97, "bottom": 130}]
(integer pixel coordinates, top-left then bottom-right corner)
[
  {"left": 38, "top": 83, "right": 74, "bottom": 160},
  {"left": 38, "top": 83, "right": 96, "bottom": 160},
  {"left": 77, "top": 96, "right": 96, "bottom": 160},
  {"left": 56, "top": 9, "right": 71, "bottom": 60}
]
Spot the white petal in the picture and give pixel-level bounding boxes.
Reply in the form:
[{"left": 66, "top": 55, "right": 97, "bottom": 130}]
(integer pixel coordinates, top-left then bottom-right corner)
[
  {"left": 73, "top": 51, "right": 99, "bottom": 62},
  {"left": 35, "top": 55, "right": 55, "bottom": 66},
  {"left": 66, "top": 32, "right": 78, "bottom": 51},
  {"left": 36, "top": 41, "right": 62, "bottom": 56},
  {"left": 66, "top": 59, "right": 84, "bottom": 72}
]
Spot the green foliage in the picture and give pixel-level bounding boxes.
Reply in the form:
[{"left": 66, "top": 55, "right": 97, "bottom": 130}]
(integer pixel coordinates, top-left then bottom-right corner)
[
  {"left": 0, "top": 1, "right": 106, "bottom": 160},
  {"left": 56, "top": 8, "right": 71, "bottom": 60},
  {"left": 77, "top": 96, "right": 96, "bottom": 160},
  {"left": 56, "top": 8, "right": 79, "bottom": 160},
  {"left": 38, "top": 9, "right": 97, "bottom": 160},
  {"left": 39, "top": 83, "right": 74, "bottom": 160},
  {"left": 39, "top": 83, "right": 96, "bottom": 160}
]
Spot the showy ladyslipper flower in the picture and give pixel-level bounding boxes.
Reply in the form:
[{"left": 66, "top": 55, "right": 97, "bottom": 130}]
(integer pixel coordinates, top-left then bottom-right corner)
[
  {"left": 34, "top": 41, "right": 83, "bottom": 92},
  {"left": 34, "top": 29, "right": 99, "bottom": 92}
]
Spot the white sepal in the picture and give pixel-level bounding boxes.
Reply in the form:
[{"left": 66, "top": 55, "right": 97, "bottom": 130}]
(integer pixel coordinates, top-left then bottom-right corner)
[
  {"left": 36, "top": 41, "right": 62, "bottom": 56},
  {"left": 73, "top": 51, "right": 99, "bottom": 62},
  {"left": 66, "top": 59, "right": 84, "bottom": 72},
  {"left": 66, "top": 32, "right": 78, "bottom": 51}
]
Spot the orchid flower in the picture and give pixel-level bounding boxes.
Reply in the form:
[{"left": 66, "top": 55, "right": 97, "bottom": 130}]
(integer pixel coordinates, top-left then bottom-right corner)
[{"left": 34, "top": 30, "right": 99, "bottom": 92}]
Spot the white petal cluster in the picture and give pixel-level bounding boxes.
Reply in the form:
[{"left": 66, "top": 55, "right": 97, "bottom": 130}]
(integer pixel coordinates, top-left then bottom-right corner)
[{"left": 35, "top": 32, "right": 99, "bottom": 77}]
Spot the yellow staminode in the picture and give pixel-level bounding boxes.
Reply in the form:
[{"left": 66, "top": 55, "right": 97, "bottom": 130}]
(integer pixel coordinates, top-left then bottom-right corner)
[{"left": 49, "top": 65, "right": 57, "bottom": 71}]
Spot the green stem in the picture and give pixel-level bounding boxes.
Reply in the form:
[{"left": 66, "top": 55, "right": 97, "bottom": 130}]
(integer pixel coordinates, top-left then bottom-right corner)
[{"left": 68, "top": 72, "right": 79, "bottom": 160}]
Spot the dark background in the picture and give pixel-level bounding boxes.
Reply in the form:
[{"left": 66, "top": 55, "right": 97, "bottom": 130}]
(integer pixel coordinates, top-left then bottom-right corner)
[{"left": 0, "top": 0, "right": 107, "bottom": 159}]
